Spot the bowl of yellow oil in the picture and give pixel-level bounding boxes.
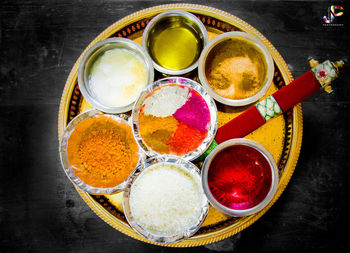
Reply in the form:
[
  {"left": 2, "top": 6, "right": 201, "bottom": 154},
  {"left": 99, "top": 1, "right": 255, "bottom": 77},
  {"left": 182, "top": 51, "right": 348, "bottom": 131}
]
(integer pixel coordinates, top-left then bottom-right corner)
[{"left": 142, "top": 10, "right": 208, "bottom": 75}]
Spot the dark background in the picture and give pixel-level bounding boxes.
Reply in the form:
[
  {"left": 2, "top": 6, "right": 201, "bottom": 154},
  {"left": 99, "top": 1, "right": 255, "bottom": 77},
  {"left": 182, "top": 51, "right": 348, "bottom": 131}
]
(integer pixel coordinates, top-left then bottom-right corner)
[{"left": 0, "top": 0, "right": 349, "bottom": 252}]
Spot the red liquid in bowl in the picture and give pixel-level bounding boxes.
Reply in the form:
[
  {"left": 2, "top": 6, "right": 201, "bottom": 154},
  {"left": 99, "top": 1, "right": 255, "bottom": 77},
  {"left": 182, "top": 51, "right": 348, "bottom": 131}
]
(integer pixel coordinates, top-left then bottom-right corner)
[{"left": 208, "top": 145, "right": 272, "bottom": 210}]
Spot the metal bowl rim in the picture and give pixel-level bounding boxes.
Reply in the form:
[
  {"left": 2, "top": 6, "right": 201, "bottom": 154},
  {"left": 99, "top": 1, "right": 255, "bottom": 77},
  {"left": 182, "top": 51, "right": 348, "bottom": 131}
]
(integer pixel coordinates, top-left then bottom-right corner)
[
  {"left": 142, "top": 10, "right": 208, "bottom": 75},
  {"left": 77, "top": 37, "right": 154, "bottom": 113},
  {"left": 201, "top": 138, "right": 279, "bottom": 217},
  {"left": 131, "top": 76, "right": 218, "bottom": 161},
  {"left": 122, "top": 155, "right": 210, "bottom": 243},
  {"left": 198, "top": 31, "right": 275, "bottom": 107},
  {"left": 59, "top": 108, "right": 145, "bottom": 194}
]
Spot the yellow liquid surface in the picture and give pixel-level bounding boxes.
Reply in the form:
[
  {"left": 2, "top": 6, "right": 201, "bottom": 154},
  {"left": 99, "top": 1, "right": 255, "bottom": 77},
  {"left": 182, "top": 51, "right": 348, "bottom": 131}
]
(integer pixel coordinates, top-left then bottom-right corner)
[{"left": 150, "top": 26, "right": 201, "bottom": 71}]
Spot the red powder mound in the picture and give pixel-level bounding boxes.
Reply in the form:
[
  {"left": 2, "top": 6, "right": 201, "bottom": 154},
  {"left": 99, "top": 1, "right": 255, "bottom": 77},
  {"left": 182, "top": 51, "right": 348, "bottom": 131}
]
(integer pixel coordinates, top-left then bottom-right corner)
[{"left": 166, "top": 122, "right": 207, "bottom": 156}]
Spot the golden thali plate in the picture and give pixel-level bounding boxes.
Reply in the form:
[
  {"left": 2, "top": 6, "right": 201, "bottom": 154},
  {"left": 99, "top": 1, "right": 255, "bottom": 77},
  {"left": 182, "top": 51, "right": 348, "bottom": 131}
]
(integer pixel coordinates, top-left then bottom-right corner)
[{"left": 58, "top": 4, "right": 302, "bottom": 247}]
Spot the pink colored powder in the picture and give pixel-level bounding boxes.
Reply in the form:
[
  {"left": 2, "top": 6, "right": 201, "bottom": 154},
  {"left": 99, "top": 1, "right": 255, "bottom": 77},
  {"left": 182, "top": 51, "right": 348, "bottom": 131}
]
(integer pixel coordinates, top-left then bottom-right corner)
[{"left": 173, "top": 90, "right": 210, "bottom": 133}]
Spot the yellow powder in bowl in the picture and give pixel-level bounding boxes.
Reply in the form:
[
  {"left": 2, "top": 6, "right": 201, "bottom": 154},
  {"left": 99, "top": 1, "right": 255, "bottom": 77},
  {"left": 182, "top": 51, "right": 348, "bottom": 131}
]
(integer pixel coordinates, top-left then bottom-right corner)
[
  {"left": 205, "top": 38, "right": 267, "bottom": 100},
  {"left": 67, "top": 115, "right": 139, "bottom": 188},
  {"left": 138, "top": 114, "right": 179, "bottom": 154}
]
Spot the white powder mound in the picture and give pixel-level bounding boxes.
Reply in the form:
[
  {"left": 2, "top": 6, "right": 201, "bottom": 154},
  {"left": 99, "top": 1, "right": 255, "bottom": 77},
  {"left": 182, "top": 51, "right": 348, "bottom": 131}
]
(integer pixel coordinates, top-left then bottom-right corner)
[
  {"left": 129, "top": 163, "right": 203, "bottom": 237},
  {"left": 143, "top": 85, "right": 190, "bottom": 117},
  {"left": 88, "top": 48, "right": 147, "bottom": 107}
]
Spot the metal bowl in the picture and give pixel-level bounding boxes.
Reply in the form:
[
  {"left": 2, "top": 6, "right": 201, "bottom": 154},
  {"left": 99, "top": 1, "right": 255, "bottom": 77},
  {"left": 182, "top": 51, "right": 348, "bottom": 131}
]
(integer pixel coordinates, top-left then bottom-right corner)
[
  {"left": 201, "top": 138, "right": 279, "bottom": 217},
  {"left": 132, "top": 76, "right": 218, "bottom": 161},
  {"left": 78, "top": 38, "right": 154, "bottom": 113},
  {"left": 123, "top": 155, "right": 209, "bottom": 244},
  {"left": 142, "top": 10, "right": 208, "bottom": 75},
  {"left": 59, "top": 109, "right": 144, "bottom": 194},
  {"left": 198, "top": 32, "right": 274, "bottom": 106}
]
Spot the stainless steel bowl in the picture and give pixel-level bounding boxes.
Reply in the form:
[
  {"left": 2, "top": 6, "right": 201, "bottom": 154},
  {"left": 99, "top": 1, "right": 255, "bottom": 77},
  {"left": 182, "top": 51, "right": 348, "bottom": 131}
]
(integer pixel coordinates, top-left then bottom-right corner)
[
  {"left": 59, "top": 109, "right": 144, "bottom": 194},
  {"left": 78, "top": 38, "right": 154, "bottom": 113},
  {"left": 132, "top": 76, "right": 218, "bottom": 161},
  {"left": 123, "top": 155, "right": 209, "bottom": 243},
  {"left": 142, "top": 10, "right": 208, "bottom": 75},
  {"left": 201, "top": 138, "right": 279, "bottom": 217},
  {"left": 198, "top": 32, "right": 274, "bottom": 106}
]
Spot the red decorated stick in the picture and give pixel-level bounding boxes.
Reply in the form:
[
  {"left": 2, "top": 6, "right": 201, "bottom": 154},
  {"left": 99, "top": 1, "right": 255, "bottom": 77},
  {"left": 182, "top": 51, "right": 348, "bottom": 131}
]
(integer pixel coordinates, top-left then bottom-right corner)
[{"left": 200, "top": 58, "right": 345, "bottom": 158}]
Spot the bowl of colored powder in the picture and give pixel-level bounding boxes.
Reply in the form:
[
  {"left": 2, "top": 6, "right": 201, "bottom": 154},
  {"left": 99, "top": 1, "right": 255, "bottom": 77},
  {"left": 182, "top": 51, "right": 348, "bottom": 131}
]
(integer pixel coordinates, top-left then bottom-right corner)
[
  {"left": 201, "top": 138, "right": 279, "bottom": 217},
  {"left": 123, "top": 155, "right": 209, "bottom": 243},
  {"left": 132, "top": 77, "right": 218, "bottom": 161},
  {"left": 198, "top": 32, "right": 274, "bottom": 106},
  {"left": 59, "top": 109, "right": 143, "bottom": 194},
  {"left": 78, "top": 38, "right": 154, "bottom": 113},
  {"left": 142, "top": 10, "right": 208, "bottom": 75}
]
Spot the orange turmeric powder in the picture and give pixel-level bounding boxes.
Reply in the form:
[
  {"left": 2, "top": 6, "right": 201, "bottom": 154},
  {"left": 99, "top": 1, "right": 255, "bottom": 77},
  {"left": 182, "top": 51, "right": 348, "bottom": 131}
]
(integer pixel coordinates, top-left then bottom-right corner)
[
  {"left": 138, "top": 114, "right": 178, "bottom": 153},
  {"left": 67, "top": 115, "right": 139, "bottom": 188}
]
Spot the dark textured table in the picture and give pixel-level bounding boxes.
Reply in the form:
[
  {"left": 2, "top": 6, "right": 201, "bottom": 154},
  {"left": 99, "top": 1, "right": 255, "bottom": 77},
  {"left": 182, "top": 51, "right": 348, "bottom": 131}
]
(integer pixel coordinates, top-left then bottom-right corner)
[{"left": 0, "top": 0, "right": 349, "bottom": 252}]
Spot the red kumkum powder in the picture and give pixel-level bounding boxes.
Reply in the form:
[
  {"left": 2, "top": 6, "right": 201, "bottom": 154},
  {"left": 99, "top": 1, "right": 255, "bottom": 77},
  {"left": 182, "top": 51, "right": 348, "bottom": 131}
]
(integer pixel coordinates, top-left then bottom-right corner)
[
  {"left": 166, "top": 122, "right": 207, "bottom": 156},
  {"left": 208, "top": 145, "right": 272, "bottom": 210}
]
